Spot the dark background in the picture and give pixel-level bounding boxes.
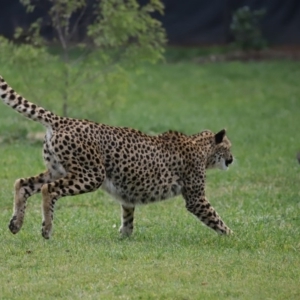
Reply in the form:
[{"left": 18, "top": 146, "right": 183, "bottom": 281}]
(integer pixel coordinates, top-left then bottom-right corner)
[{"left": 1, "top": 0, "right": 300, "bottom": 45}]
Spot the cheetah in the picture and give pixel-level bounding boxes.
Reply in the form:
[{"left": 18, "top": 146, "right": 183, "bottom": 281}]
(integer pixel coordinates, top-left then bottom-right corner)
[{"left": 0, "top": 75, "right": 234, "bottom": 239}]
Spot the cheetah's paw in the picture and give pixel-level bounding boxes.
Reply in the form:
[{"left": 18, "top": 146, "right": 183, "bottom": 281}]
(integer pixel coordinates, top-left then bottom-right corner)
[{"left": 8, "top": 216, "right": 23, "bottom": 234}]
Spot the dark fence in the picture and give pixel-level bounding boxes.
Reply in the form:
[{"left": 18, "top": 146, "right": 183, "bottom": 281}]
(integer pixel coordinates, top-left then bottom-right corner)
[{"left": 1, "top": 0, "right": 300, "bottom": 45}]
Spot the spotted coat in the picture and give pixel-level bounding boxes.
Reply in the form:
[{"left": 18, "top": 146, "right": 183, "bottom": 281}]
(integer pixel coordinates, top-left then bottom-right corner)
[{"left": 0, "top": 75, "right": 234, "bottom": 239}]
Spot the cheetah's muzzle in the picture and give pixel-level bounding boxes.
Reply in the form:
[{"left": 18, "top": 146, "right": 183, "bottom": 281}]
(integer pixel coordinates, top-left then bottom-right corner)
[{"left": 225, "top": 158, "right": 233, "bottom": 167}]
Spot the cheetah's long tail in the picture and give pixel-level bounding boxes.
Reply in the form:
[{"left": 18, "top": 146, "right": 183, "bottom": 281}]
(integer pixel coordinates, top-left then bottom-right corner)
[{"left": 0, "top": 75, "right": 59, "bottom": 128}]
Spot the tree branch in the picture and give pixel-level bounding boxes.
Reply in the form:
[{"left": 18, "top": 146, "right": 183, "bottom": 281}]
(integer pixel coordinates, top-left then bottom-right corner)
[
  {"left": 69, "top": 5, "right": 87, "bottom": 40},
  {"left": 54, "top": 9, "right": 67, "bottom": 50}
]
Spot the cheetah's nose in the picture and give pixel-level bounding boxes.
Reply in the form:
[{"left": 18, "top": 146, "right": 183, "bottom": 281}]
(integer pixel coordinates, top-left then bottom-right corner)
[{"left": 225, "top": 158, "right": 233, "bottom": 167}]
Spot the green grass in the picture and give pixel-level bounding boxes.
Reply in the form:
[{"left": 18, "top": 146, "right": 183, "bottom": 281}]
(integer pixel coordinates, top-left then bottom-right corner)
[{"left": 0, "top": 57, "right": 300, "bottom": 299}]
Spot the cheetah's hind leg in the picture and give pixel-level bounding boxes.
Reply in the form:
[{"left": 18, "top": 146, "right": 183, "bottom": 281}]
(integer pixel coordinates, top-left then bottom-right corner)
[
  {"left": 9, "top": 170, "right": 53, "bottom": 234},
  {"left": 119, "top": 204, "right": 135, "bottom": 236},
  {"left": 41, "top": 167, "right": 105, "bottom": 239}
]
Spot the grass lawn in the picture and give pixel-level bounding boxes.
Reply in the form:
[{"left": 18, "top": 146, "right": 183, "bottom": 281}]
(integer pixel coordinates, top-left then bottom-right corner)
[{"left": 0, "top": 56, "right": 300, "bottom": 299}]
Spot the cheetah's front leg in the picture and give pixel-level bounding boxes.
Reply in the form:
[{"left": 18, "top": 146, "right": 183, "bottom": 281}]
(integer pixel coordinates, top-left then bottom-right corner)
[
  {"left": 119, "top": 205, "right": 135, "bottom": 236},
  {"left": 184, "top": 195, "right": 232, "bottom": 235}
]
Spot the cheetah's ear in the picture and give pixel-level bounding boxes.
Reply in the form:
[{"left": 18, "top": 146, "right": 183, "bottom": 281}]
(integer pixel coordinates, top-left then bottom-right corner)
[{"left": 215, "top": 129, "right": 226, "bottom": 144}]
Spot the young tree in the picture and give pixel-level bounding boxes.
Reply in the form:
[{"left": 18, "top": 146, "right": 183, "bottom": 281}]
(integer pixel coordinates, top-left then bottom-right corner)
[
  {"left": 9, "top": 0, "right": 166, "bottom": 117},
  {"left": 230, "top": 6, "right": 267, "bottom": 51}
]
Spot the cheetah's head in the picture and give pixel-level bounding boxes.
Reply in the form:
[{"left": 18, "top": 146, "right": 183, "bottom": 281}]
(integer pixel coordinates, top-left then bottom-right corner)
[
  {"left": 206, "top": 129, "right": 233, "bottom": 171},
  {"left": 193, "top": 129, "right": 233, "bottom": 171}
]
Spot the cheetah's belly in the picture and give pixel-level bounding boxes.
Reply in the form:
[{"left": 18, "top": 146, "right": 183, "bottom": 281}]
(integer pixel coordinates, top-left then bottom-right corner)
[
  {"left": 101, "top": 178, "right": 129, "bottom": 204},
  {"left": 101, "top": 177, "right": 182, "bottom": 206}
]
